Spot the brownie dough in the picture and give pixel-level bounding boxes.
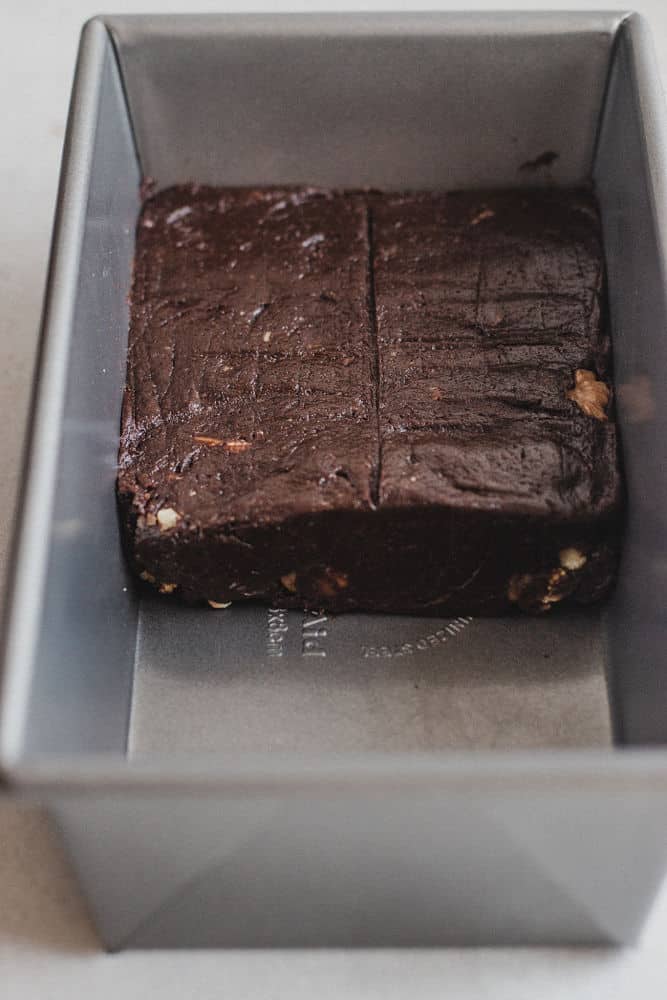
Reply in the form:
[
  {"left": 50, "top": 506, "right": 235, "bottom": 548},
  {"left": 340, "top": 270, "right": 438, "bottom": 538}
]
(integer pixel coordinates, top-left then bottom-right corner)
[{"left": 118, "top": 185, "right": 622, "bottom": 614}]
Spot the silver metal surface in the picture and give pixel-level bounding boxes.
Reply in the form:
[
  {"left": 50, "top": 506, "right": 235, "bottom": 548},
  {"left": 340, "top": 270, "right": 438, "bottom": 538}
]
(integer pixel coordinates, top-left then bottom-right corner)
[
  {"left": 0, "top": 18, "right": 140, "bottom": 761},
  {"left": 46, "top": 768, "right": 667, "bottom": 948},
  {"left": 129, "top": 601, "right": 610, "bottom": 754},
  {"left": 3, "top": 10, "right": 667, "bottom": 949},
  {"left": 107, "top": 11, "right": 619, "bottom": 190},
  {"left": 594, "top": 14, "right": 667, "bottom": 743}
]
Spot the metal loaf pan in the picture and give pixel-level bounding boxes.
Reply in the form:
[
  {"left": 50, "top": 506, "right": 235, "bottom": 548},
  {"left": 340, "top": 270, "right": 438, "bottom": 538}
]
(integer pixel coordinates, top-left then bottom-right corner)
[{"left": 3, "top": 11, "right": 667, "bottom": 949}]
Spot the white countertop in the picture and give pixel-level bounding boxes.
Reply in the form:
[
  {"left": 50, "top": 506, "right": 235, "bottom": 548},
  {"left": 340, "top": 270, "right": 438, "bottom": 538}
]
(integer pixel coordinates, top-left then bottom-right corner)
[{"left": 2, "top": 1, "right": 667, "bottom": 994}]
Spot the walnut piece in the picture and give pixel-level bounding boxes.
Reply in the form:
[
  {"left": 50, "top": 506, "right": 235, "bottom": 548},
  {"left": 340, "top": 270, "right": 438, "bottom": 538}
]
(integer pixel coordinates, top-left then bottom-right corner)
[
  {"left": 281, "top": 572, "right": 298, "bottom": 593},
  {"left": 208, "top": 600, "right": 232, "bottom": 609},
  {"left": 508, "top": 567, "right": 573, "bottom": 613},
  {"left": 156, "top": 507, "right": 180, "bottom": 530},
  {"left": 194, "top": 435, "right": 251, "bottom": 452},
  {"left": 507, "top": 574, "right": 530, "bottom": 604},
  {"left": 225, "top": 439, "right": 252, "bottom": 453},
  {"left": 194, "top": 435, "right": 224, "bottom": 446},
  {"left": 317, "top": 568, "right": 349, "bottom": 598},
  {"left": 470, "top": 208, "right": 495, "bottom": 226},
  {"left": 567, "top": 369, "right": 609, "bottom": 420},
  {"left": 328, "top": 569, "right": 349, "bottom": 590},
  {"left": 559, "top": 547, "right": 587, "bottom": 571},
  {"left": 159, "top": 582, "right": 177, "bottom": 594},
  {"left": 542, "top": 568, "right": 568, "bottom": 606},
  {"left": 139, "top": 570, "right": 156, "bottom": 584}
]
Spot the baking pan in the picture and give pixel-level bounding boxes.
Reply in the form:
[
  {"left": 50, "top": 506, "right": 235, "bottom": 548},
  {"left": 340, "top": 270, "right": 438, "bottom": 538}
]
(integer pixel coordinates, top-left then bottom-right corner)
[{"left": 3, "top": 11, "right": 667, "bottom": 949}]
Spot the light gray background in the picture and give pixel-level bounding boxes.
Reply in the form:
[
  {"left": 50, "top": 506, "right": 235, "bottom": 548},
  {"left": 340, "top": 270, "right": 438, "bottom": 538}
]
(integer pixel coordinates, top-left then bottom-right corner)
[{"left": 2, "top": 0, "right": 667, "bottom": 995}]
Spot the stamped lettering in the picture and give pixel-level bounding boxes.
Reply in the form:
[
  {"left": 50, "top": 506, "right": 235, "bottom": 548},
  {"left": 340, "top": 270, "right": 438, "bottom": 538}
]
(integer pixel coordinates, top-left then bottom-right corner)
[
  {"left": 361, "top": 617, "right": 473, "bottom": 658},
  {"left": 302, "top": 612, "right": 328, "bottom": 658},
  {"left": 266, "top": 607, "right": 288, "bottom": 657}
]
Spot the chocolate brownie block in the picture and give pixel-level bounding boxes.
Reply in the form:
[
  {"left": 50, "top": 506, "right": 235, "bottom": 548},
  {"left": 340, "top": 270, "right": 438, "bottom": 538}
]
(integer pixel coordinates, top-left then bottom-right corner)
[
  {"left": 372, "top": 190, "right": 620, "bottom": 613},
  {"left": 118, "top": 185, "right": 621, "bottom": 614}
]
